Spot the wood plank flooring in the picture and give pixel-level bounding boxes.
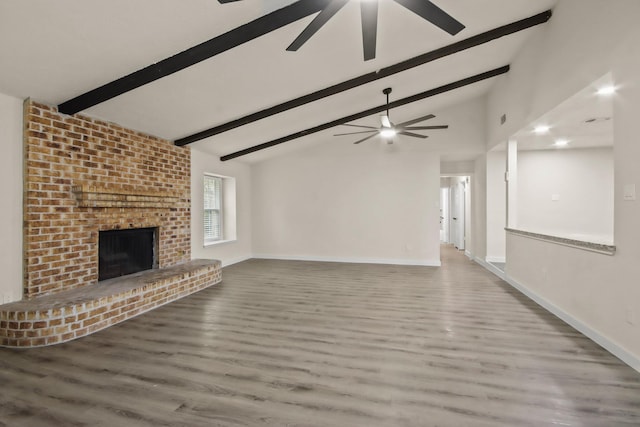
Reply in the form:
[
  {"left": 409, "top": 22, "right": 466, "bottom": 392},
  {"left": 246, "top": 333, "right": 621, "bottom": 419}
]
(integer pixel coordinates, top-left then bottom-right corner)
[{"left": 1, "top": 245, "right": 639, "bottom": 426}]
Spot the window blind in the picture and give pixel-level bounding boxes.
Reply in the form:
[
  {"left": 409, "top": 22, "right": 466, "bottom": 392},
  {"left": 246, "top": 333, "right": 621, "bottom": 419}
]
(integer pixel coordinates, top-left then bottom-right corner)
[{"left": 204, "top": 175, "right": 223, "bottom": 242}]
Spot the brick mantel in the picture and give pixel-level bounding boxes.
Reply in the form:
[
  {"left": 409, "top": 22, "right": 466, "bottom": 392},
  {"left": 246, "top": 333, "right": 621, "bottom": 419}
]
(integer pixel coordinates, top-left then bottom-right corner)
[{"left": 72, "top": 184, "right": 180, "bottom": 208}]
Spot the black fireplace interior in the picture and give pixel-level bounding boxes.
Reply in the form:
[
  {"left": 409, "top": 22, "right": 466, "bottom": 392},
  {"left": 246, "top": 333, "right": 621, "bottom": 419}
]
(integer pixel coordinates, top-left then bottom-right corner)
[{"left": 99, "top": 227, "right": 158, "bottom": 281}]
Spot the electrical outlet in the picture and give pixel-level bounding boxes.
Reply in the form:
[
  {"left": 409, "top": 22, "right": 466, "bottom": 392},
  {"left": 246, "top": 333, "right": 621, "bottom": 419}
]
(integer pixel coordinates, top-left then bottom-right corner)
[{"left": 3, "top": 294, "right": 11, "bottom": 304}]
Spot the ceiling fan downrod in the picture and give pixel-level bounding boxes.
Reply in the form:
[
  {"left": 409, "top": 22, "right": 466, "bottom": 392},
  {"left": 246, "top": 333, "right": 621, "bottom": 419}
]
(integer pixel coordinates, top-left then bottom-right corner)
[{"left": 383, "top": 87, "right": 392, "bottom": 119}]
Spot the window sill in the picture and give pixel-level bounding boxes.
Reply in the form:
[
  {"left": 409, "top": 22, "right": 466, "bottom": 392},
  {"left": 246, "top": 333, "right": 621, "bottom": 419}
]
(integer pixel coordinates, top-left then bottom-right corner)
[{"left": 204, "top": 239, "right": 237, "bottom": 247}]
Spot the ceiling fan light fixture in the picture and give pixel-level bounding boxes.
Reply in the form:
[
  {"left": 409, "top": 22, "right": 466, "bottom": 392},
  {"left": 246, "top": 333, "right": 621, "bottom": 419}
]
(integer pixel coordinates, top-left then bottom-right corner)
[{"left": 380, "top": 127, "right": 397, "bottom": 138}]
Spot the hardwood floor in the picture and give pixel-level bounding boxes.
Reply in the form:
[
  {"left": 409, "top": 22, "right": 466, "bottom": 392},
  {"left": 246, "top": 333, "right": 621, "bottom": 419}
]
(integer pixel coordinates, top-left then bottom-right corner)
[{"left": 1, "top": 245, "right": 639, "bottom": 426}]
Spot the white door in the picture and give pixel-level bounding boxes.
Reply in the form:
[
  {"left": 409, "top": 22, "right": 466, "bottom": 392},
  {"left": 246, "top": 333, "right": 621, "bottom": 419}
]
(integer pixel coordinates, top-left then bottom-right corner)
[{"left": 451, "top": 181, "right": 465, "bottom": 250}]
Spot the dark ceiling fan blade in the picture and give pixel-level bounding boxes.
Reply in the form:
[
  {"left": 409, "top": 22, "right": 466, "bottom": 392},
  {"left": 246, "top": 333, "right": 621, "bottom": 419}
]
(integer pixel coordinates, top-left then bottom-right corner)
[
  {"left": 360, "top": 0, "right": 378, "bottom": 61},
  {"left": 341, "top": 123, "right": 378, "bottom": 129},
  {"left": 218, "top": 0, "right": 242, "bottom": 3},
  {"left": 353, "top": 133, "right": 379, "bottom": 144},
  {"left": 393, "top": 0, "right": 465, "bottom": 35},
  {"left": 399, "top": 131, "right": 428, "bottom": 139},
  {"left": 402, "top": 125, "right": 449, "bottom": 130},
  {"left": 396, "top": 113, "right": 435, "bottom": 127},
  {"left": 287, "top": 0, "right": 349, "bottom": 51},
  {"left": 334, "top": 130, "right": 378, "bottom": 136}
]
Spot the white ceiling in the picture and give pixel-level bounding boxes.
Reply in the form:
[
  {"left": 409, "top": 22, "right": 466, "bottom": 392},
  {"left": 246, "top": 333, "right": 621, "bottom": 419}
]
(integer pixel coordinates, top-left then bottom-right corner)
[
  {"left": 0, "top": 0, "right": 557, "bottom": 162},
  {"left": 510, "top": 73, "right": 614, "bottom": 152}
]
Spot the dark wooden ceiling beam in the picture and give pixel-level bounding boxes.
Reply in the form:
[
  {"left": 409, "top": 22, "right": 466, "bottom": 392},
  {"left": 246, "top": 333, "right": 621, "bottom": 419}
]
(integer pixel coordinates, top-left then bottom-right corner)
[
  {"left": 58, "top": 0, "right": 331, "bottom": 115},
  {"left": 176, "top": 10, "right": 551, "bottom": 146},
  {"left": 220, "top": 65, "right": 509, "bottom": 161}
]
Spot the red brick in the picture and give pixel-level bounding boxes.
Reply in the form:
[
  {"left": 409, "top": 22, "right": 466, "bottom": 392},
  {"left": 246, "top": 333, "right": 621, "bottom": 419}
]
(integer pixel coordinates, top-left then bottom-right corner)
[{"left": 49, "top": 318, "right": 62, "bottom": 327}]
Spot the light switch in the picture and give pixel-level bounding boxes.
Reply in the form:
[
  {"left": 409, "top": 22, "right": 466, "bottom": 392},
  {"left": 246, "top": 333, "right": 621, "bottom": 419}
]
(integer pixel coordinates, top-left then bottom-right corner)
[
  {"left": 623, "top": 184, "right": 636, "bottom": 201},
  {"left": 551, "top": 194, "right": 560, "bottom": 201}
]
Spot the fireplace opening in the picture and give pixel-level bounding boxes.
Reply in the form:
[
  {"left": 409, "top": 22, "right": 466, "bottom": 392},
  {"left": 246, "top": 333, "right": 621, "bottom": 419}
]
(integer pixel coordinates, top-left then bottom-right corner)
[{"left": 99, "top": 227, "right": 158, "bottom": 281}]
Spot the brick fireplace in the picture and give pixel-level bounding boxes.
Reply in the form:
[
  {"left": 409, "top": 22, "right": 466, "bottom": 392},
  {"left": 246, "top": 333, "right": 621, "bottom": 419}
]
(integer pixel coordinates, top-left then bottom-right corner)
[
  {"left": 0, "top": 100, "right": 221, "bottom": 347},
  {"left": 23, "top": 100, "right": 192, "bottom": 298}
]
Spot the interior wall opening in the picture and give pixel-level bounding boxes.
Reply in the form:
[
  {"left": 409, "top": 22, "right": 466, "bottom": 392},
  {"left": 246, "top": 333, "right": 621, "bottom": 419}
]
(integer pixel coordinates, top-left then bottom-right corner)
[{"left": 507, "top": 73, "right": 615, "bottom": 245}]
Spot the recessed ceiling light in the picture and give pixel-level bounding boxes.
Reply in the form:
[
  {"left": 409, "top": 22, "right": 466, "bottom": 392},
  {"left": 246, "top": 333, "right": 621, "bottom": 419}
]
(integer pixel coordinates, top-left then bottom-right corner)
[
  {"left": 380, "top": 128, "right": 397, "bottom": 138},
  {"left": 597, "top": 85, "right": 616, "bottom": 96},
  {"left": 534, "top": 125, "right": 550, "bottom": 134},
  {"left": 554, "top": 138, "right": 569, "bottom": 147}
]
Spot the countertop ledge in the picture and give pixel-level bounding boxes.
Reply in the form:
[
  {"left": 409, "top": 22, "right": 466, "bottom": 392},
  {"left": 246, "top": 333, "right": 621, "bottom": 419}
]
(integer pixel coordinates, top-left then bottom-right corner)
[{"left": 505, "top": 228, "right": 616, "bottom": 256}]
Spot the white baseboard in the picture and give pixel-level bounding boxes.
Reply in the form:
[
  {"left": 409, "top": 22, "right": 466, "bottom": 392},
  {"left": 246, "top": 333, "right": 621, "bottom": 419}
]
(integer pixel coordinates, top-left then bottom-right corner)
[
  {"left": 253, "top": 254, "right": 441, "bottom": 267},
  {"left": 485, "top": 256, "right": 506, "bottom": 263},
  {"left": 505, "top": 274, "right": 640, "bottom": 373},
  {"left": 475, "top": 259, "right": 640, "bottom": 373},
  {"left": 220, "top": 255, "right": 253, "bottom": 267},
  {"left": 473, "top": 257, "right": 505, "bottom": 280}
]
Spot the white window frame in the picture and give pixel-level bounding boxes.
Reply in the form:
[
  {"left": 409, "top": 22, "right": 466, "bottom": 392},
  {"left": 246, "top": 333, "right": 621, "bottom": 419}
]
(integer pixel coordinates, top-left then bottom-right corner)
[{"left": 203, "top": 174, "right": 223, "bottom": 244}]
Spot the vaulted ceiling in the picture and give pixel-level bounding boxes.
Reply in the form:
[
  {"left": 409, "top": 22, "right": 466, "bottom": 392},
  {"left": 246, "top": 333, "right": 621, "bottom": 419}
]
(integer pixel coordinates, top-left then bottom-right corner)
[{"left": 0, "top": 0, "right": 557, "bottom": 162}]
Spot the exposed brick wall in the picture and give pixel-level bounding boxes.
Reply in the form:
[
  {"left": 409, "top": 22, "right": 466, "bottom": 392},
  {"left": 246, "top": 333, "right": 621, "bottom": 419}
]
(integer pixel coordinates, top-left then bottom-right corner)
[{"left": 23, "top": 100, "right": 191, "bottom": 299}]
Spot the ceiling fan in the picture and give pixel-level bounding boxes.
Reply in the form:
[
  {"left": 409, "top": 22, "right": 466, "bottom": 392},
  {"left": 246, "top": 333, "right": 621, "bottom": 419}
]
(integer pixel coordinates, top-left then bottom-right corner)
[
  {"left": 218, "top": 0, "right": 465, "bottom": 60},
  {"left": 335, "top": 87, "right": 448, "bottom": 144}
]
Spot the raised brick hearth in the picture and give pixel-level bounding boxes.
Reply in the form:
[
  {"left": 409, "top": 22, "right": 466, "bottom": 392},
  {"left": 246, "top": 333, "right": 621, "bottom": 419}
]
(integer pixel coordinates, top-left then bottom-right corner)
[
  {"left": 0, "top": 260, "right": 221, "bottom": 347},
  {"left": 0, "top": 100, "right": 222, "bottom": 347}
]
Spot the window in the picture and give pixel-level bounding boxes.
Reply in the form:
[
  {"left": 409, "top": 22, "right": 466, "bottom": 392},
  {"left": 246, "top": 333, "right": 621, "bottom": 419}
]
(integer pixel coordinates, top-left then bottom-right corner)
[
  {"left": 204, "top": 175, "right": 223, "bottom": 243},
  {"left": 201, "top": 172, "right": 237, "bottom": 246}
]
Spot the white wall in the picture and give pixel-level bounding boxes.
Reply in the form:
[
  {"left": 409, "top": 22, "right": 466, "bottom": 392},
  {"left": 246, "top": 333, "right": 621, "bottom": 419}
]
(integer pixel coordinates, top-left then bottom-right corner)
[
  {"left": 485, "top": 0, "right": 640, "bottom": 369},
  {"left": 464, "top": 176, "right": 472, "bottom": 255},
  {"left": 0, "top": 93, "right": 23, "bottom": 303},
  {"left": 250, "top": 94, "right": 486, "bottom": 266},
  {"left": 472, "top": 155, "right": 487, "bottom": 261},
  {"left": 517, "top": 147, "right": 614, "bottom": 242},
  {"left": 191, "top": 148, "right": 252, "bottom": 266},
  {"left": 486, "top": 151, "right": 506, "bottom": 261},
  {"left": 441, "top": 161, "right": 475, "bottom": 175},
  {"left": 252, "top": 141, "right": 442, "bottom": 266}
]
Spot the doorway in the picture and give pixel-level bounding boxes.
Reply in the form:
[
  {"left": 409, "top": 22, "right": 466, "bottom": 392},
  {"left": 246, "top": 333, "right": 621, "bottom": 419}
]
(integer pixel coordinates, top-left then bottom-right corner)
[{"left": 440, "top": 176, "right": 469, "bottom": 251}]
